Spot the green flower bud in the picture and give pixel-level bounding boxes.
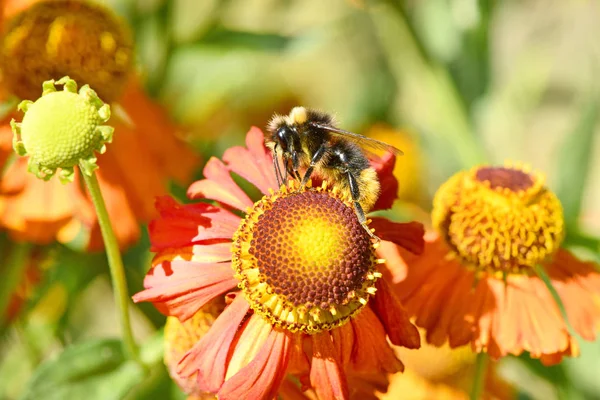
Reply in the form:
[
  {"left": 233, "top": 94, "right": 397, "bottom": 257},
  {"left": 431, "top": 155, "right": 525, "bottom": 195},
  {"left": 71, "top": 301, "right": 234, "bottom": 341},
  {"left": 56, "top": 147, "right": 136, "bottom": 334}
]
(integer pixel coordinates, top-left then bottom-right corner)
[{"left": 11, "top": 76, "right": 114, "bottom": 184}]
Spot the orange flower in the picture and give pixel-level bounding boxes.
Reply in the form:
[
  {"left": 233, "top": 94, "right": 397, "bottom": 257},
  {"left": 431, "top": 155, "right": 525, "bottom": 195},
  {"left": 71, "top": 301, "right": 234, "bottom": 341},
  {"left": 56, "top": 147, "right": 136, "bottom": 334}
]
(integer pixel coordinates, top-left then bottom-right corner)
[
  {"left": 0, "top": 0, "right": 198, "bottom": 250},
  {"left": 365, "top": 124, "right": 422, "bottom": 203},
  {"left": 380, "top": 329, "right": 515, "bottom": 400},
  {"left": 133, "top": 127, "right": 425, "bottom": 399},
  {"left": 389, "top": 164, "right": 600, "bottom": 365}
]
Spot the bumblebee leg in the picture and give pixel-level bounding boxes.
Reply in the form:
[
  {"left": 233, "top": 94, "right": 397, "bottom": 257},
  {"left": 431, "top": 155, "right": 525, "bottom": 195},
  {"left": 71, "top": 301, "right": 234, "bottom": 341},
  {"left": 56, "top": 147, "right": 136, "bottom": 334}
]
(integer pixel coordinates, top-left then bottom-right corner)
[
  {"left": 300, "top": 143, "right": 328, "bottom": 188},
  {"left": 347, "top": 170, "right": 380, "bottom": 242},
  {"left": 272, "top": 145, "right": 285, "bottom": 187}
]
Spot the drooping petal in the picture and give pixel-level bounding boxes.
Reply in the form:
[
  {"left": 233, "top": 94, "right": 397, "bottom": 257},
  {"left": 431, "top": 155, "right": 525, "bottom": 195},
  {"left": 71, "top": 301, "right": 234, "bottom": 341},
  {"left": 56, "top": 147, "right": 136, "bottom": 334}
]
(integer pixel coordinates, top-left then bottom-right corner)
[
  {"left": 350, "top": 307, "right": 404, "bottom": 374},
  {"left": 177, "top": 294, "right": 250, "bottom": 392},
  {"left": 310, "top": 332, "right": 349, "bottom": 400},
  {"left": 187, "top": 157, "right": 253, "bottom": 211},
  {"left": 225, "top": 314, "right": 274, "bottom": 380},
  {"left": 223, "top": 127, "right": 278, "bottom": 195},
  {"left": 149, "top": 196, "right": 240, "bottom": 250},
  {"left": 371, "top": 279, "right": 420, "bottom": 349},
  {"left": 370, "top": 152, "right": 398, "bottom": 211},
  {"left": 287, "top": 333, "right": 310, "bottom": 375},
  {"left": 370, "top": 219, "right": 424, "bottom": 255},
  {"left": 331, "top": 321, "right": 355, "bottom": 366},
  {"left": 218, "top": 327, "right": 292, "bottom": 400},
  {"left": 132, "top": 260, "right": 237, "bottom": 321},
  {"left": 547, "top": 249, "right": 600, "bottom": 342}
]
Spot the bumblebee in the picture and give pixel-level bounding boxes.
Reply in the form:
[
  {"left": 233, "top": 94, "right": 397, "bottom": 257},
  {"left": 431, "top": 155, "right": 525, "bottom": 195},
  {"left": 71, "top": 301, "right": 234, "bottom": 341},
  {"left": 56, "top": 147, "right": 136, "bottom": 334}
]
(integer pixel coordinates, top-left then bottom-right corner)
[{"left": 266, "top": 106, "right": 403, "bottom": 240}]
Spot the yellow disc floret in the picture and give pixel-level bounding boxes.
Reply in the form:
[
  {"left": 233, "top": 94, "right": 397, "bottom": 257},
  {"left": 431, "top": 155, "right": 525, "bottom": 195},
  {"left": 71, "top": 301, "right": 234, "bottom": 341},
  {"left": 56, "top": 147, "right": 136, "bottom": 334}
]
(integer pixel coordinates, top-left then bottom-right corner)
[
  {"left": 232, "top": 180, "right": 382, "bottom": 334},
  {"left": 432, "top": 163, "right": 564, "bottom": 275},
  {"left": 11, "top": 76, "right": 114, "bottom": 183},
  {"left": 0, "top": 0, "right": 133, "bottom": 102}
]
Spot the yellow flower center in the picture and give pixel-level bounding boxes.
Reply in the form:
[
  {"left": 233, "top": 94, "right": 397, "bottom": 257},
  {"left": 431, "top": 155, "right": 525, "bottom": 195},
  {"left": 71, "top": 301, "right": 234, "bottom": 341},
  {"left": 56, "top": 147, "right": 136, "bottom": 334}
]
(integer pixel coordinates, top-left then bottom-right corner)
[
  {"left": 232, "top": 181, "right": 381, "bottom": 334},
  {"left": 432, "top": 164, "right": 564, "bottom": 275},
  {"left": 0, "top": 0, "right": 133, "bottom": 102}
]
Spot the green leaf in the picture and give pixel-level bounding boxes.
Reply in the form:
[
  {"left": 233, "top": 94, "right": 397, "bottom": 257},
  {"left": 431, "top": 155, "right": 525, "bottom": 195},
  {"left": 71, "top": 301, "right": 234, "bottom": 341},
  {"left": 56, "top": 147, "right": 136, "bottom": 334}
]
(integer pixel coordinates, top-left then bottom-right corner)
[
  {"left": 555, "top": 95, "right": 599, "bottom": 228},
  {"left": 20, "top": 339, "right": 145, "bottom": 400},
  {"left": 201, "top": 25, "right": 292, "bottom": 52}
]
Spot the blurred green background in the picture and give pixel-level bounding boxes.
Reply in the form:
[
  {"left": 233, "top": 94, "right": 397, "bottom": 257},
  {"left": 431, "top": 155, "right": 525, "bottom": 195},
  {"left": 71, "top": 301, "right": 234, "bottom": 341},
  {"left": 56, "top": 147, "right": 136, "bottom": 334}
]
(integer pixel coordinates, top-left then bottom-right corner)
[{"left": 1, "top": 0, "right": 600, "bottom": 399}]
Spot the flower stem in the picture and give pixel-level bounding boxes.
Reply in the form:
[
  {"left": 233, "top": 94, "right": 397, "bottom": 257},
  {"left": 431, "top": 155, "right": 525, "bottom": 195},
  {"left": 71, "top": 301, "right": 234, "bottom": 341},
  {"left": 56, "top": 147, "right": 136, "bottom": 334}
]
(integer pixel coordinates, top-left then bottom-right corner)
[
  {"left": 0, "top": 241, "right": 32, "bottom": 327},
  {"left": 81, "top": 168, "right": 140, "bottom": 362},
  {"left": 470, "top": 351, "right": 488, "bottom": 400}
]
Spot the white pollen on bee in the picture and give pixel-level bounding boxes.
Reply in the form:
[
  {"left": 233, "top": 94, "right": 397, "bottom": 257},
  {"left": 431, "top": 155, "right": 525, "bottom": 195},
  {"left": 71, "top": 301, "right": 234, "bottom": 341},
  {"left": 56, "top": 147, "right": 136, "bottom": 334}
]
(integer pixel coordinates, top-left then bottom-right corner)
[{"left": 289, "top": 106, "right": 308, "bottom": 124}]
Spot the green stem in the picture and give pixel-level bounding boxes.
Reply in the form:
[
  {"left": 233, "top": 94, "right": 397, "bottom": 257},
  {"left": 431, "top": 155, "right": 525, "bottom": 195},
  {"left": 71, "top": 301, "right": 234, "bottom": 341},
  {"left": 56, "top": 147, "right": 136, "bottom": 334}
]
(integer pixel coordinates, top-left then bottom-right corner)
[
  {"left": 0, "top": 241, "right": 32, "bottom": 327},
  {"left": 81, "top": 168, "right": 140, "bottom": 362},
  {"left": 470, "top": 351, "right": 488, "bottom": 400}
]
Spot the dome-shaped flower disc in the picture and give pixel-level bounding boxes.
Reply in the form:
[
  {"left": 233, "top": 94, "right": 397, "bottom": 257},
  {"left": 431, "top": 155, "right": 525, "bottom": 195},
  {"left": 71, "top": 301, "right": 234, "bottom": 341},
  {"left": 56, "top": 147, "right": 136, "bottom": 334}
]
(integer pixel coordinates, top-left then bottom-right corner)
[
  {"left": 432, "top": 164, "right": 564, "bottom": 274},
  {"left": 11, "top": 76, "right": 113, "bottom": 183},
  {"left": 233, "top": 180, "right": 381, "bottom": 334}
]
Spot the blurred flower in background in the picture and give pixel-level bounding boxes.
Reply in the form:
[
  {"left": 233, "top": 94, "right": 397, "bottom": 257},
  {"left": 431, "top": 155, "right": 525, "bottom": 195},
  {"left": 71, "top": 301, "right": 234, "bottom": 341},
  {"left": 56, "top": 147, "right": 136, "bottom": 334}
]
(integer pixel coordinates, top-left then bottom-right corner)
[
  {"left": 381, "top": 329, "right": 515, "bottom": 400},
  {"left": 391, "top": 164, "right": 600, "bottom": 365},
  {"left": 0, "top": 0, "right": 198, "bottom": 251}
]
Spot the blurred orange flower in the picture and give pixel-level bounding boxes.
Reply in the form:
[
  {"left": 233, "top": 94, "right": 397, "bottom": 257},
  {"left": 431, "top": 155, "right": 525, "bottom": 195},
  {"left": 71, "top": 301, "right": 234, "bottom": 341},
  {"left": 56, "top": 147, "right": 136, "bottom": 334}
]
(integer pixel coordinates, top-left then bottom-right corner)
[
  {"left": 0, "top": 0, "right": 198, "bottom": 250},
  {"left": 366, "top": 124, "right": 422, "bottom": 202},
  {"left": 380, "top": 329, "right": 515, "bottom": 400},
  {"left": 388, "top": 164, "right": 600, "bottom": 365},
  {"left": 134, "top": 127, "right": 425, "bottom": 399}
]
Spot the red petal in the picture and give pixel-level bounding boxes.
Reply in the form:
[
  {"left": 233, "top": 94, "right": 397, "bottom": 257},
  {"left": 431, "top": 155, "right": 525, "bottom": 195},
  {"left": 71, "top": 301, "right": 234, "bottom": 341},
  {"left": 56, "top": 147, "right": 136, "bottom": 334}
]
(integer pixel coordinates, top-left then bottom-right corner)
[
  {"left": 150, "top": 196, "right": 240, "bottom": 250},
  {"left": 370, "top": 218, "right": 424, "bottom": 255},
  {"left": 371, "top": 279, "right": 420, "bottom": 348},
  {"left": 218, "top": 328, "right": 292, "bottom": 400},
  {"left": 310, "top": 332, "right": 349, "bottom": 400},
  {"left": 223, "top": 127, "right": 279, "bottom": 195},
  {"left": 132, "top": 260, "right": 237, "bottom": 321},
  {"left": 350, "top": 307, "right": 404, "bottom": 373},
  {"left": 177, "top": 295, "right": 250, "bottom": 392},
  {"left": 370, "top": 152, "right": 398, "bottom": 211},
  {"left": 187, "top": 157, "right": 254, "bottom": 211}
]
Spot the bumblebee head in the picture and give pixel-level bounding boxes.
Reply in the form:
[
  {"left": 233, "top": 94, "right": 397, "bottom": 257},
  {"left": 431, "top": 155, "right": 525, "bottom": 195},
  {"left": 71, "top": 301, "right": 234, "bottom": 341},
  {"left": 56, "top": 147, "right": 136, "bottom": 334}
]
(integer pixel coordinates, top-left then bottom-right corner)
[{"left": 267, "top": 113, "right": 299, "bottom": 154}]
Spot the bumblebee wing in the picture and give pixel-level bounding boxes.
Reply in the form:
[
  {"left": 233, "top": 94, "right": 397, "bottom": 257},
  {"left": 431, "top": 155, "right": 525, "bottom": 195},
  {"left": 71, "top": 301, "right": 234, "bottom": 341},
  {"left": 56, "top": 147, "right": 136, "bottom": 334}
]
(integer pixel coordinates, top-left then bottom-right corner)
[{"left": 310, "top": 122, "right": 404, "bottom": 156}]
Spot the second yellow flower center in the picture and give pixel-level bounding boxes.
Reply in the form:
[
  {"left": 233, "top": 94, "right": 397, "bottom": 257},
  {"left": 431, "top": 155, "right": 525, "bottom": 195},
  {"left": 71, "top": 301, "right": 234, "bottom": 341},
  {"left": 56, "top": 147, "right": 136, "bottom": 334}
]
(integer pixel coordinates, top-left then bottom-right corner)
[
  {"left": 432, "top": 164, "right": 564, "bottom": 275},
  {"left": 232, "top": 181, "right": 380, "bottom": 333}
]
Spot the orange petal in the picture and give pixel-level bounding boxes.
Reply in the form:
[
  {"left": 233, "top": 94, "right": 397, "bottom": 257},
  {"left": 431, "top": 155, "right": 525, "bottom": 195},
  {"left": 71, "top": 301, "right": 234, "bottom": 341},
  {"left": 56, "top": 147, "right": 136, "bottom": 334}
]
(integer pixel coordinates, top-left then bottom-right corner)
[
  {"left": 218, "top": 327, "right": 292, "bottom": 400},
  {"left": 548, "top": 250, "right": 600, "bottom": 341},
  {"left": 425, "top": 264, "right": 473, "bottom": 347},
  {"left": 370, "top": 219, "right": 424, "bottom": 255},
  {"left": 223, "top": 127, "right": 278, "bottom": 195},
  {"left": 331, "top": 321, "right": 355, "bottom": 366},
  {"left": 310, "top": 332, "right": 349, "bottom": 400},
  {"left": 288, "top": 334, "right": 310, "bottom": 375},
  {"left": 177, "top": 294, "right": 250, "bottom": 392},
  {"left": 371, "top": 279, "right": 420, "bottom": 349},
  {"left": 350, "top": 307, "right": 404, "bottom": 373},
  {"left": 187, "top": 157, "right": 253, "bottom": 211},
  {"left": 132, "top": 260, "right": 237, "bottom": 321}
]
